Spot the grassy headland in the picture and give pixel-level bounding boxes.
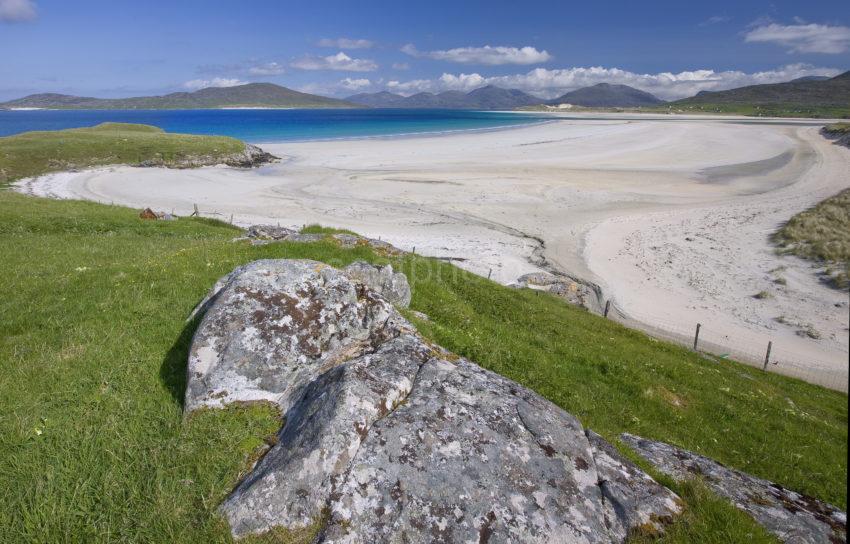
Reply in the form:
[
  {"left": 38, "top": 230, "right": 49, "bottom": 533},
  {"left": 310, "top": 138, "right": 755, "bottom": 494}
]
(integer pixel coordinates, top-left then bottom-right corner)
[
  {"left": 0, "top": 123, "right": 249, "bottom": 185},
  {"left": 0, "top": 191, "right": 845, "bottom": 543},
  {"left": 773, "top": 188, "right": 850, "bottom": 288}
]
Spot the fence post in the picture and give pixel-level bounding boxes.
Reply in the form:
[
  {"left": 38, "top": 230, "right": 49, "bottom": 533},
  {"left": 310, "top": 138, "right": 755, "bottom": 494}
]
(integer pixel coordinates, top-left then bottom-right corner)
[
  {"left": 229, "top": 213, "right": 233, "bottom": 224},
  {"left": 192, "top": 203, "right": 199, "bottom": 217},
  {"left": 412, "top": 246, "right": 416, "bottom": 255},
  {"left": 693, "top": 323, "right": 701, "bottom": 351},
  {"left": 763, "top": 341, "right": 772, "bottom": 370},
  {"left": 604, "top": 300, "right": 611, "bottom": 318},
  {"left": 487, "top": 268, "right": 492, "bottom": 280}
]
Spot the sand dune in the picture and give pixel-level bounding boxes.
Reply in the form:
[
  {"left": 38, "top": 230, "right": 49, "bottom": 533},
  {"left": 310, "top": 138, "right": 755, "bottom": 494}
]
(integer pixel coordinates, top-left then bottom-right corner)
[{"left": 16, "top": 115, "right": 849, "bottom": 389}]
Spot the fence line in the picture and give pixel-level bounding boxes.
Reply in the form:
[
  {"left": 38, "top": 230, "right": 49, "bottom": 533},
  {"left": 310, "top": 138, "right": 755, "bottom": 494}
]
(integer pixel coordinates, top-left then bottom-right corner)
[{"left": 606, "top": 300, "right": 848, "bottom": 393}]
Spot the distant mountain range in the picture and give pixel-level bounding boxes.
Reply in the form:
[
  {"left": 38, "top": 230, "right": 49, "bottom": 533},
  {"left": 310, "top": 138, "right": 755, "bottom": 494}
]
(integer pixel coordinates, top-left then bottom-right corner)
[
  {"left": 346, "top": 85, "right": 543, "bottom": 109},
  {"left": 672, "top": 71, "right": 850, "bottom": 109},
  {"left": 548, "top": 83, "right": 664, "bottom": 107},
  {"left": 0, "top": 83, "right": 356, "bottom": 110},
  {"left": 2, "top": 74, "right": 846, "bottom": 115}
]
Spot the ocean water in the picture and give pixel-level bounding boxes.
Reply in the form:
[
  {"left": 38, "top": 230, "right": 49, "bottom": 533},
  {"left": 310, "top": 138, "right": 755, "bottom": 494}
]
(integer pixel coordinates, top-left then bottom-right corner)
[{"left": 0, "top": 108, "right": 547, "bottom": 142}]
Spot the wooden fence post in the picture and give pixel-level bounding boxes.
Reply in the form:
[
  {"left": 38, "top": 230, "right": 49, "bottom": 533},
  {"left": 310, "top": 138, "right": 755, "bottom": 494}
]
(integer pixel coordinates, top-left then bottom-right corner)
[
  {"left": 604, "top": 300, "right": 611, "bottom": 318},
  {"left": 192, "top": 203, "right": 199, "bottom": 217},
  {"left": 229, "top": 213, "right": 233, "bottom": 224},
  {"left": 763, "top": 341, "right": 772, "bottom": 370},
  {"left": 693, "top": 323, "right": 701, "bottom": 351},
  {"left": 487, "top": 268, "right": 492, "bottom": 280}
]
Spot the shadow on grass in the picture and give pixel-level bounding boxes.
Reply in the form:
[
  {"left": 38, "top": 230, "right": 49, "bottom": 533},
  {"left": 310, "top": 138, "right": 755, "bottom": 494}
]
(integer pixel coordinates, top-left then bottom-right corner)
[{"left": 160, "top": 315, "right": 203, "bottom": 408}]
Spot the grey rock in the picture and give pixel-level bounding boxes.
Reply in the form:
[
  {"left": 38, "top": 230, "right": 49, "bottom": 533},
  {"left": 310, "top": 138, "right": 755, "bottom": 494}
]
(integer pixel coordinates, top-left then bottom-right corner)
[
  {"left": 516, "top": 272, "right": 602, "bottom": 312},
  {"left": 282, "top": 233, "right": 326, "bottom": 244},
  {"left": 186, "top": 259, "right": 682, "bottom": 542},
  {"left": 343, "top": 261, "right": 411, "bottom": 308},
  {"left": 184, "top": 259, "right": 405, "bottom": 413},
  {"left": 246, "top": 224, "right": 297, "bottom": 241},
  {"left": 621, "top": 433, "right": 847, "bottom": 544},
  {"left": 222, "top": 334, "right": 429, "bottom": 535},
  {"left": 586, "top": 431, "right": 682, "bottom": 541}
]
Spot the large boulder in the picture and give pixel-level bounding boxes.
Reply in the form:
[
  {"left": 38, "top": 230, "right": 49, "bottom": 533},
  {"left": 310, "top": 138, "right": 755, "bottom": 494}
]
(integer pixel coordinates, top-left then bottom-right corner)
[
  {"left": 621, "top": 434, "right": 847, "bottom": 544},
  {"left": 186, "top": 259, "right": 682, "bottom": 542}
]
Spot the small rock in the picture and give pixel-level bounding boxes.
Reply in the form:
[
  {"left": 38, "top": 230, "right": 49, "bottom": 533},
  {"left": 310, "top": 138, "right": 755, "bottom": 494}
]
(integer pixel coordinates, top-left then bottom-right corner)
[
  {"left": 343, "top": 261, "right": 411, "bottom": 308},
  {"left": 139, "top": 208, "right": 158, "bottom": 220}
]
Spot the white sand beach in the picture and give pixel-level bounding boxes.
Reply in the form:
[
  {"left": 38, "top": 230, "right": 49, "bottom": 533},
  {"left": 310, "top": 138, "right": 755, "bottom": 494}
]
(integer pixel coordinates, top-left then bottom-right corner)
[{"left": 16, "top": 114, "right": 850, "bottom": 389}]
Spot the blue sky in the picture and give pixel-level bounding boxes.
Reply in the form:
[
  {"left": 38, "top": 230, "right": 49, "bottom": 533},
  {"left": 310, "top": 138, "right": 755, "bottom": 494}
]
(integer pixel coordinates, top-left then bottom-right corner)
[{"left": 1, "top": 0, "right": 848, "bottom": 101}]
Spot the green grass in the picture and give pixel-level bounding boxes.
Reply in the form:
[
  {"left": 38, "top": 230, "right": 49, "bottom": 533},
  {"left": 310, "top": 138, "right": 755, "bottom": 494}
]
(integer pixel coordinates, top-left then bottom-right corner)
[
  {"left": 824, "top": 122, "right": 850, "bottom": 134},
  {"left": 0, "top": 191, "right": 846, "bottom": 543},
  {"left": 0, "top": 123, "right": 246, "bottom": 185},
  {"left": 299, "top": 223, "right": 359, "bottom": 235},
  {"left": 655, "top": 103, "right": 850, "bottom": 118},
  {"left": 773, "top": 188, "right": 850, "bottom": 288}
]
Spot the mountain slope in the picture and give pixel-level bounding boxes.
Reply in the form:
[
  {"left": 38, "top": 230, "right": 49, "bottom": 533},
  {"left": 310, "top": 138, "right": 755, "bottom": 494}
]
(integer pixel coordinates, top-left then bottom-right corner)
[
  {"left": 671, "top": 72, "right": 850, "bottom": 114},
  {"left": 0, "top": 83, "right": 357, "bottom": 110},
  {"left": 345, "top": 85, "right": 543, "bottom": 109},
  {"left": 549, "top": 83, "right": 664, "bottom": 107}
]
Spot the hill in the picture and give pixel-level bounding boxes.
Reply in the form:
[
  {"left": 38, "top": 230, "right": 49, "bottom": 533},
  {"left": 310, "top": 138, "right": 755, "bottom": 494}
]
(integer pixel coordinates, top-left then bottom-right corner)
[
  {"left": 549, "top": 83, "right": 664, "bottom": 107},
  {"left": 669, "top": 71, "right": 850, "bottom": 117},
  {"left": 0, "top": 83, "right": 357, "bottom": 110},
  {"left": 346, "top": 85, "right": 542, "bottom": 109}
]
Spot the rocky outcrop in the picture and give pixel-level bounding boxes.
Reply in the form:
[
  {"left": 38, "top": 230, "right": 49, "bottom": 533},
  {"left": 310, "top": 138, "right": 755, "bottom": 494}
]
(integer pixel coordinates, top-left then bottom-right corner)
[
  {"left": 621, "top": 433, "right": 847, "bottom": 544},
  {"left": 138, "top": 143, "right": 277, "bottom": 169},
  {"left": 513, "top": 272, "right": 603, "bottom": 313},
  {"left": 186, "top": 259, "right": 683, "bottom": 542},
  {"left": 241, "top": 226, "right": 405, "bottom": 256}
]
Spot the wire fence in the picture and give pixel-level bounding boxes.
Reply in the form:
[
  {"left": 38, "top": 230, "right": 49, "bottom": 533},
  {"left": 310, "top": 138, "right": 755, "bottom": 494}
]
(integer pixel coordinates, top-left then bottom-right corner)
[{"left": 605, "top": 300, "right": 849, "bottom": 393}]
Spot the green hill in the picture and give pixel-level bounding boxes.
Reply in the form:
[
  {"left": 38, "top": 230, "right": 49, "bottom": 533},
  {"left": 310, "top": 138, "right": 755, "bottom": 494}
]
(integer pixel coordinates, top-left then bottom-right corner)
[
  {"left": 0, "top": 83, "right": 358, "bottom": 110},
  {"left": 0, "top": 123, "right": 258, "bottom": 185},
  {"left": 668, "top": 71, "right": 850, "bottom": 118}
]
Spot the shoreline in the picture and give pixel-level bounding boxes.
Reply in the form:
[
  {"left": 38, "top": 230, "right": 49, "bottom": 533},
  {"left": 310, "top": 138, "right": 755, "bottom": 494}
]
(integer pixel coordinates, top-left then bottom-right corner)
[{"left": 14, "top": 116, "right": 849, "bottom": 390}]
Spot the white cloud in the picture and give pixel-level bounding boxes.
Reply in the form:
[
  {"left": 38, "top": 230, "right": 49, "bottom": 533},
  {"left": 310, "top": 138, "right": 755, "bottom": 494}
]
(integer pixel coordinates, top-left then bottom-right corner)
[
  {"left": 382, "top": 64, "right": 841, "bottom": 100},
  {"left": 291, "top": 52, "right": 378, "bottom": 72},
  {"left": 401, "top": 44, "right": 552, "bottom": 65},
  {"left": 744, "top": 22, "right": 850, "bottom": 54},
  {"left": 248, "top": 62, "right": 285, "bottom": 76},
  {"left": 339, "top": 78, "right": 372, "bottom": 91},
  {"left": 317, "top": 37, "right": 374, "bottom": 49},
  {"left": 182, "top": 77, "right": 247, "bottom": 90},
  {"left": 0, "top": 0, "right": 36, "bottom": 22},
  {"left": 392, "top": 62, "right": 410, "bottom": 70}
]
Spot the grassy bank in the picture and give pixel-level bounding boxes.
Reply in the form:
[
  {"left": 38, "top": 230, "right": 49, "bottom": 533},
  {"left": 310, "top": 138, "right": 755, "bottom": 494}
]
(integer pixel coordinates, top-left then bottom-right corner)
[
  {"left": 0, "top": 123, "right": 246, "bottom": 185},
  {"left": 0, "top": 190, "right": 846, "bottom": 542},
  {"left": 773, "top": 188, "right": 850, "bottom": 288}
]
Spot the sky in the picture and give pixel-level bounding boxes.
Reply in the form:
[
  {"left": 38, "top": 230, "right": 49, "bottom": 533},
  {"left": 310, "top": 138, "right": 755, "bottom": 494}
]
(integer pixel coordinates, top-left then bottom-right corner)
[{"left": 1, "top": 0, "right": 849, "bottom": 102}]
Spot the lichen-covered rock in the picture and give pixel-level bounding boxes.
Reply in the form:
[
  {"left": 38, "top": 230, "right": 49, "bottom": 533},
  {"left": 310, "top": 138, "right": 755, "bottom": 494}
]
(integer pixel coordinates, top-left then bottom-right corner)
[
  {"left": 516, "top": 272, "right": 602, "bottom": 313},
  {"left": 621, "top": 433, "right": 847, "bottom": 544},
  {"left": 186, "top": 259, "right": 682, "bottom": 542},
  {"left": 343, "top": 261, "right": 411, "bottom": 308},
  {"left": 221, "top": 334, "right": 429, "bottom": 535},
  {"left": 586, "top": 431, "right": 682, "bottom": 540},
  {"left": 184, "top": 259, "right": 405, "bottom": 413},
  {"left": 245, "top": 225, "right": 297, "bottom": 241}
]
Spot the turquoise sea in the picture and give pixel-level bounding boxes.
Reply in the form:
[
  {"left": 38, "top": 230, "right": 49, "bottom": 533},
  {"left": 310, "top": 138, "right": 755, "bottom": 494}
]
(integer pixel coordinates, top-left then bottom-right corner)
[{"left": 0, "top": 108, "right": 547, "bottom": 142}]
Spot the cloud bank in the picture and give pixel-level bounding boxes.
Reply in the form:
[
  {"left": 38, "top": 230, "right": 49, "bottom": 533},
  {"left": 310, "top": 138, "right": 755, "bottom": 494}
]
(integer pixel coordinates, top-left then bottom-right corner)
[
  {"left": 0, "top": 0, "right": 36, "bottom": 22},
  {"left": 384, "top": 64, "right": 841, "bottom": 100},
  {"left": 744, "top": 22, "right": 850, "bottom": 54},
  {"left": 291, "top": 52, "right": 378, "bottom": 72},
  {"left": 402, "top": 44, "right": 552, "bottom": 65}
]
